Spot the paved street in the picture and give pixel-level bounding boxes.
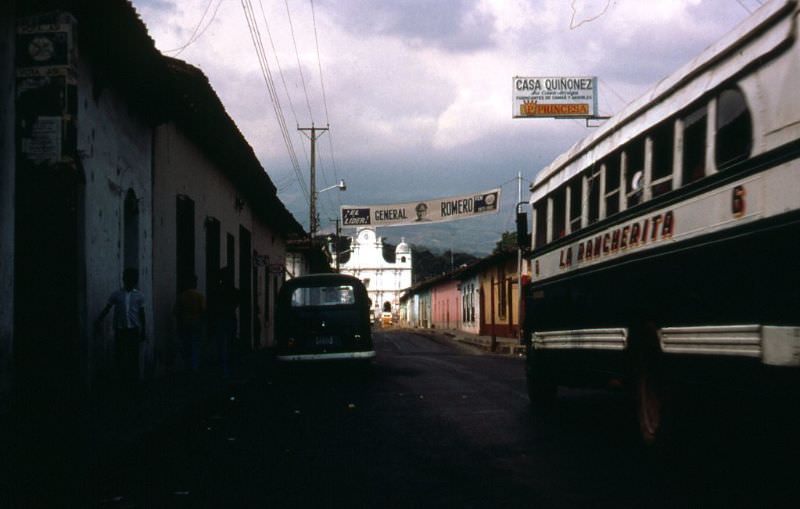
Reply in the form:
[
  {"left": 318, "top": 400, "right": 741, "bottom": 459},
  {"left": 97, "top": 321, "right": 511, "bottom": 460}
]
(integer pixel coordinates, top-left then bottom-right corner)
[{"left": 93, "top": 330, "right": 796, "bottom": 508}]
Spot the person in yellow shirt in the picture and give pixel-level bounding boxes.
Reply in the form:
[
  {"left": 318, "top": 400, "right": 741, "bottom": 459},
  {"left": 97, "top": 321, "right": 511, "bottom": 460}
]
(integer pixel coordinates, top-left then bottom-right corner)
[{"left": 175, "top": 274, "right": 205, "bottom": 372}]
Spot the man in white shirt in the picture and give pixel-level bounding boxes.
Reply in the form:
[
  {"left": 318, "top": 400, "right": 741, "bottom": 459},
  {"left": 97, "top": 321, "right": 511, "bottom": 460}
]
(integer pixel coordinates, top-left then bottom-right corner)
[{"left": 95, "top": 268, "right": 146, "bottom": 387}]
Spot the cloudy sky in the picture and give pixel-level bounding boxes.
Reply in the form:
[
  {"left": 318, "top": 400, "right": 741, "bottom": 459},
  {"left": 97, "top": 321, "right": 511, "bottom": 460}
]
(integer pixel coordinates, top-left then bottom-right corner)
[{"left": 132, "top": 0, "right": 759, "bottom": 254}]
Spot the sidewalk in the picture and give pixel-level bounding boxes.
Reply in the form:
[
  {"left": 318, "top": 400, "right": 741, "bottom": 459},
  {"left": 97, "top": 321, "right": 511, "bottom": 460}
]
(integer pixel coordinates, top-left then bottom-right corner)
[
  {"left": 1, "top": 350, "right": 274, "bottom": 505},
  {"left": 404, "top": 327, "right": 526, "bottom": 356},
  {"left": 88, "top": 350, "right": 272, "bottom": 463}
]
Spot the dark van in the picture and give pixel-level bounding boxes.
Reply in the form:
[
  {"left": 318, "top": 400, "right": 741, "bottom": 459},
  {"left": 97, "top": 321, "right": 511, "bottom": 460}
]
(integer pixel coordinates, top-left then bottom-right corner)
[{"left": 276, "top": 274, "right": 375, "bottom": 362}]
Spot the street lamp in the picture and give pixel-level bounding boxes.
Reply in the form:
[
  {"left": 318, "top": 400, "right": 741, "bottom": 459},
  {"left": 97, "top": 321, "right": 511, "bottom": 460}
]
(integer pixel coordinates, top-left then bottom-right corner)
[
  {"left": 311, "top": 179, "right": 346, "bottom": 237},
  {"left": 318, "top": 179, "right": 347, "bottom": 194}
]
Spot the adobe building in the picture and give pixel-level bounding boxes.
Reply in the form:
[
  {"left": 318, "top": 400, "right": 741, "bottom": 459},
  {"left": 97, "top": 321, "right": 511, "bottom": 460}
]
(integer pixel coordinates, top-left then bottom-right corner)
[{"left": 0, "top": 0, "right": 305, "bottom": 400}]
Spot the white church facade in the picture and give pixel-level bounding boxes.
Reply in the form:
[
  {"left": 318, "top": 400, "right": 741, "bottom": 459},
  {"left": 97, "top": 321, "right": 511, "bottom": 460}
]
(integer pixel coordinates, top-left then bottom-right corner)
[{"left": 337, "top": 228, "right": 412, "bottom": 319}]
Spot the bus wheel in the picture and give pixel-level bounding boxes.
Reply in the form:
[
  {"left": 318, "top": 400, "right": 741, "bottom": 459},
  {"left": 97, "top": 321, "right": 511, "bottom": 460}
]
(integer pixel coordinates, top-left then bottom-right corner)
[
  {"left": 527, "top": 375, "right": 557, "bottom": 406},
  {"left": 636, "top": 363, "right": 663, "bottom": 445},
  {"left": 526, "top": 356, "right": 557, "bottom": 407}
]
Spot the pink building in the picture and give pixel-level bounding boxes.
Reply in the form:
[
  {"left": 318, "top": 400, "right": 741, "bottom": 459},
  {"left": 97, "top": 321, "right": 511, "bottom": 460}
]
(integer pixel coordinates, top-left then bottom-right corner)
[{"left": 430, "top": 279, "right": 461, "bottom": 330}]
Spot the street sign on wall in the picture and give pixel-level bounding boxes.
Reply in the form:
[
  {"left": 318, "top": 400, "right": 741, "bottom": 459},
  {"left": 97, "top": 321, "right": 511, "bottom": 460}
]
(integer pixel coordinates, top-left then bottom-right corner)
[
  {"left": 341, "top": 188, "right": 501, "bottom": 228},
  {"left": 512, "top": 76, "right": 598, "bottom": 119}
]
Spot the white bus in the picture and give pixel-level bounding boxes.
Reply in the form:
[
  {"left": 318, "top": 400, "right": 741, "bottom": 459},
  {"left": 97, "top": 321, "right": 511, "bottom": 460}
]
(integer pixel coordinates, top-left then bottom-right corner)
[{"left": 523, "top": 0, "right": 800, "bottom": 445}]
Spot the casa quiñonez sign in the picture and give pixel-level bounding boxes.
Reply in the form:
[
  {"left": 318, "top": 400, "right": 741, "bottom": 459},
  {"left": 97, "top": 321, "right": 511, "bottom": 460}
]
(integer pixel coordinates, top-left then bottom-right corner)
[{"left": 513, "top": 76, "right": 598, "bottom": 119}]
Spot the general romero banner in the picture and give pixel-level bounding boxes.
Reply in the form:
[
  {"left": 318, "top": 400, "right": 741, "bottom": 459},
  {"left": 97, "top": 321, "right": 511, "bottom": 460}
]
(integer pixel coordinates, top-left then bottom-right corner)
[
  {"left": 341, "top": 188, "right": 501, "bottom": 227},
  {"left": 513, "top": 76, "right": 598, "bottom": 118}
]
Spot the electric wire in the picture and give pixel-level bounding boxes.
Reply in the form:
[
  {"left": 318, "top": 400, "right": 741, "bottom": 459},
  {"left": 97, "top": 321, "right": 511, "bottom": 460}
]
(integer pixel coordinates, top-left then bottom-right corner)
[
  {"left": 284, "top": 0, "right": 315, "bottom": 124},
  {"left": 164, "top": 0, "right": 222, "bottom": 56},
  {"left": 736, "top": 0, "right": 753, "bottom": 14},
  {"left": 241, "top": 0, "right": 309, "bottom": 203},
  {"left": 569, "top": 0, "right": 612, "bottom": 30},
  {"left": 309, "top": 0, "right": 343, "bottom": 212},
  {"left": 599, "top": 77, "right": 629, "bottom": 113},
  {"left": 256, "top": 0, "right": 311, "bottom": 173},
  {"left": 246, "top": 0, "right": 308, "bottom": 201}
]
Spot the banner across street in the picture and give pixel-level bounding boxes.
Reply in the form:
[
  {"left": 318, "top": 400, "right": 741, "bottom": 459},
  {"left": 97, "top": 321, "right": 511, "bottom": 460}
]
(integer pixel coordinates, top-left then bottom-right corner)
[{"left": 340, "top": 188, "right": 501, "bottom": 228}]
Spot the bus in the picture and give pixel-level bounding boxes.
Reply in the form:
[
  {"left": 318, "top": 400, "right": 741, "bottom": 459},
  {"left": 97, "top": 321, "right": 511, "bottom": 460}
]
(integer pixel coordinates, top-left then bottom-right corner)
[{"left": 522, "top": 0, "right": 800, "bottom": 445}]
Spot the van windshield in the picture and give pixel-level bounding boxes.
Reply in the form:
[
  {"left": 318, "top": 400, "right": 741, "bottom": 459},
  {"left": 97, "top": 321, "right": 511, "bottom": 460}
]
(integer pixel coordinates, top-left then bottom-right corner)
[{"left": 291, "top": 285, "right": 356, "bottom": 307}]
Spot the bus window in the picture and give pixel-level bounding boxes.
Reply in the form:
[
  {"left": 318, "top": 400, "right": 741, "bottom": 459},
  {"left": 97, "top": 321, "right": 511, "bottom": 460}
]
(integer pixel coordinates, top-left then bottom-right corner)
[
  {"left": 716, "top": 87, "right": 752, "bottom": 170},
  {"left": 682, "top": 105, "right": 708, "bottom": 185},
  {"left": 604, "top": 152, "right": 621, "bottom": 217},
  {"left": 568, "top": 175, "right": 582, "bottom": 233},
  {"left": 534, "top": 201, "right": 547, "bottom": 248},
  {"left": 552, "top": 186, "right": 567, "bottom": 239},
  {"left": 651, "top": 121, "right": 674, "bottom": 197},
  {"left": 625, "top": 137, "right": 645, "bottom": 207},
  {"left": 587, "top": 167, "right": 601, "bottom": 225}
]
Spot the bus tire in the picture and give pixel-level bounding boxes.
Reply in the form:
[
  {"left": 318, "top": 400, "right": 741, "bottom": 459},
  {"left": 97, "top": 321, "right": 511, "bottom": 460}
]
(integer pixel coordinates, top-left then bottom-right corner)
[
  {"left": 526, "top": 352, "right": 557, "bottom": 408},
  {"left": 527, "top": 376, "right": 557, "bottom": 407}
]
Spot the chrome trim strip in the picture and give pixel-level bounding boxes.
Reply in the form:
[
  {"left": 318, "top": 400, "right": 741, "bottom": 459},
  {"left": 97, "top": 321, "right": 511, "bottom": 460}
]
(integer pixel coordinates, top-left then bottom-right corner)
[
  {"left": 660, "top": 325, "right": 800, "bottom": 366},
  {"left": 533, "top": 328, "right": 628, "bottom": 351},
  {"left": 277, "top": 350, "right": 376, "bottom": 362},
  {"left": 659, "top": 325, "right": 762, "bottom": 358}
]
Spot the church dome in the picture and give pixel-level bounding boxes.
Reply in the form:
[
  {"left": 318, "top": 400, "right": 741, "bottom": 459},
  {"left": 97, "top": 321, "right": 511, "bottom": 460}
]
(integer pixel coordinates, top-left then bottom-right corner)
[{"left": 396, "top": 237, "right": 411, "bottom": 254}]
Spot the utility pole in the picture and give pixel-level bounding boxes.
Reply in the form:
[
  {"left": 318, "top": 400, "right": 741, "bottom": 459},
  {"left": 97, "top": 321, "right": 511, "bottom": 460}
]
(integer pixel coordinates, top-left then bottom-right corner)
[
  {"left": 298, "top": 124, "right": 329, "bottom": 238},
  {"left": 517, "top": 171, "right": 523, "bottom": 343},
  {"left": 333, "top": 218, "right": 341, "bottom": 272}
]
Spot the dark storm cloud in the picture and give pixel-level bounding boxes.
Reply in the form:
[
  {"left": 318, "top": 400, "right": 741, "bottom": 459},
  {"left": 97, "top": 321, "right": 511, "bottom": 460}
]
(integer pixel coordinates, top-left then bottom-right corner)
[{"left": 318, "top": 0, "right": 497, "bottom": 52}]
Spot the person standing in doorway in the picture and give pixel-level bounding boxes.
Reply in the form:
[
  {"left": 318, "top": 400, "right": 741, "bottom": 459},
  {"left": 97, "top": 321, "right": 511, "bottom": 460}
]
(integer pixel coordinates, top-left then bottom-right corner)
[
  {"left": 210, "top": 266, "right": 238, "bottom": 377},
  {"left": 175, "top": 274, "right": 205, "bottom": 372},
  {"left": 95, "top": 268, "right": 146, "bottom": 390}
]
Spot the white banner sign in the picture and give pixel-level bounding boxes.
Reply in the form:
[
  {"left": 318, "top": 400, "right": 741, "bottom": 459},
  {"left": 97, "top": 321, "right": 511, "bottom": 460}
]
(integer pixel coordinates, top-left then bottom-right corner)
[
  {"left": 513, "top": 76, "right": 598, "bottom": 118},
  {"left": 341, "top": 188, "right": 501, "bottom": 228}
]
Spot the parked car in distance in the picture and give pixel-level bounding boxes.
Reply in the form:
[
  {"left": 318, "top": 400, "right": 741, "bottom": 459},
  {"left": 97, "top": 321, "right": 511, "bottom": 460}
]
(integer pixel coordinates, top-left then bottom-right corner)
[
  {"left": 381, "top": 312, "right": 393, "bottom": 327},
  {"left": 276, "top": 274, "right": 375, "bottom": 362}
]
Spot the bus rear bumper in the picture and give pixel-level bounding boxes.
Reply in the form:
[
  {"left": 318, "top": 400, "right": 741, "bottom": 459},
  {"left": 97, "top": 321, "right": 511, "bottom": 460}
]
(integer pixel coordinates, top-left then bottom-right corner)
[{"left": 660, "top": 325, "right": 800, "bottom": 367}]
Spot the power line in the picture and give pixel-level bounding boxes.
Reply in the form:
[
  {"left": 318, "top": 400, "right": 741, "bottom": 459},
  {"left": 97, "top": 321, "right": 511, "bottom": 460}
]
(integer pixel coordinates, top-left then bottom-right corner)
[
  {"left": 256, "top": 0, "right": 311, "bottom": 172},
  {"left": 240, "top": 0, "right": 309, "bottom": 203},
  {"left": 735, "top": 0, "right": 753, "bottom": 14},
  {"left": 284, "top": 0, "right": 315, "bottom": 124},
  {"left": 569, "top": 0, "right": 612, "bottom": 30},
  {"left": 309, "top": 0, "right": 330, "bottom": 126},
  {"left": 247, "top": 0, "right": 308, "bottom": 201},
  {"left": 164, "top": 0, "right": 222, "bottom": 56},
  {"left": 599, "top": 77, "right": 629, "bottom": 113},
  {"left": 309, "top": 0, "right": 343, "bottom": 212}
]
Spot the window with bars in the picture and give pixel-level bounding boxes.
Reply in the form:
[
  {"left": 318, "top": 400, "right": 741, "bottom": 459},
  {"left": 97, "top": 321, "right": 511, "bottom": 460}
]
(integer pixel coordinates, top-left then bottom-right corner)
[
  {"left": 568, "top": 175, "right": 582, "bottom": 233},
  {"left": 716, "top": 87, "right": 752, "bottom": 170},
  {"left": 625, "top": 137, "right": 645, "bottom": 207},
  {"left": 682, "top": 105, "right": 708, "bottom": 185},
  {"left": 603, "top": 152, "right": 621, "bottom": 217},
  {"left": 651, "top": 121, "right": 674, "bottom": 197}
]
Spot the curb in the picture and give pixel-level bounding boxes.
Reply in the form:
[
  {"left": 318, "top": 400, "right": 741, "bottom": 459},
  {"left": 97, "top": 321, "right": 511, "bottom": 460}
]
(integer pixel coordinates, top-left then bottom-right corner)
[{"left": 403, "top": 328, "right": 525, "bottom": 357}]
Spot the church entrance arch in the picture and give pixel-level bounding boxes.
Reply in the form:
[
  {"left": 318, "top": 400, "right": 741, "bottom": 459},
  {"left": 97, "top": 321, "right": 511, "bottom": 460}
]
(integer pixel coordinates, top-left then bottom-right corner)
[{"left": 383, "top": 301, "right": 392, "bottom": 312}]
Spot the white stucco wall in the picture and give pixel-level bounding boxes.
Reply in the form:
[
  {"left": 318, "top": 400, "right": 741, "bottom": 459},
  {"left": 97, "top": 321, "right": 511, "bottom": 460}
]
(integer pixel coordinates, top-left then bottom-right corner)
[
  {"left": 339, "top": 228, "right": 412, "bottom": 317},
  {"left": 153, "top": 123, "right": 287, "bottom": 368},
  {"left": 78, "top": 58, "right": 154, "bottom": 382},
  {"left": 0, "top": 4, "right": 15, "bottom": 396}
]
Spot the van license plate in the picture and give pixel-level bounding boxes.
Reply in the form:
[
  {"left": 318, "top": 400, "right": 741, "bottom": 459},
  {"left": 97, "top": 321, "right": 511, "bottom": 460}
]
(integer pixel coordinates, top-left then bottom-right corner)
[{"left": 316, "top": 336, "right": 336, "bottom": 346}]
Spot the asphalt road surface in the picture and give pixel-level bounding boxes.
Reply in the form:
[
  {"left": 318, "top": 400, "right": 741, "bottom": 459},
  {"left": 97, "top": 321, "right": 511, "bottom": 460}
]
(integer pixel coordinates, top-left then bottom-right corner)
[{"left": 93, "top": 329, "right": 797, "bottom": 508}]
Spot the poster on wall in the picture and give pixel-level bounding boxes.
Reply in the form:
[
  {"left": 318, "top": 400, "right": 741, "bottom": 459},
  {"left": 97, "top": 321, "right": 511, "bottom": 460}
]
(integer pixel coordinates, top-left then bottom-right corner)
[{"left": 341, "top": 188, "right": 501, "bottom": 227}]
